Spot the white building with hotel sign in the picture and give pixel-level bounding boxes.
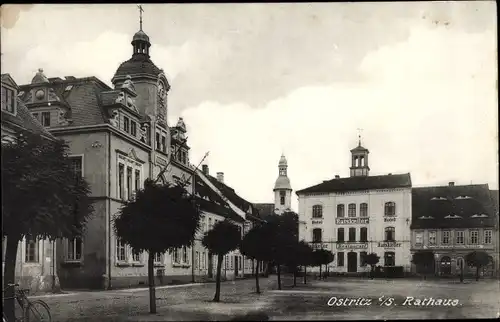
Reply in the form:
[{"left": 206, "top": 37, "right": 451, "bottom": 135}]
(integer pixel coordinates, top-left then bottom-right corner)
[{"left": 296, "top": 139, "right": 413, "bottom": 274}]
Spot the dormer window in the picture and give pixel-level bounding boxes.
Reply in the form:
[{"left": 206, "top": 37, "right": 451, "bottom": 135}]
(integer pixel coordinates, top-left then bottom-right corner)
[
  {"left": 418, "top": 216, "right": 434, "bottom": 219},
  {"left": 455, "top": 196, "right": 472, "bottom": 200},
  {"left": 431, "top": 197, "right": 447, "bottom": 201},
  {"left": 1, "top": 86, "right": 16, "bottom": 114},
  {"left": 64, "top": 85, "right": 73, "bottom": 92},
  {"left": 471, "top": 214, "right": 488, "bottom": 218},
  {"left": 444, "top": 214, "right": 462, "bottom": 219}
]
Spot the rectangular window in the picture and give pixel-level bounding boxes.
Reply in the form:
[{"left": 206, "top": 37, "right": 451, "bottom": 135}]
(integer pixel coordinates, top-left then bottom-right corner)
[
  {"left": 116, "top": 239, "right": 126, "bottom": 262},
  {"left": 25, "top": 237, "right": 38, "bottom": 263},
  {"left": 337, "top": 204, "right": 345, "bottom": 218},
  {"left": 456, "top": 231, "right": 464, "bottom": 244},
  {"left": 182, "top": 246, "right": 188, "bottom": 264},
  {"left": 118, "top": 163, "right": 125, "bottom": 199},
  {"left": 131, "top": 121, "right": 137, "bottom": 136},
  {"left": 123, "top": 116, "right": 130, "bottom": 133},
  {"left": 280, "top": 191, "right": 286, "bottom": 206},
  {"left": 127, "top": 167, "right": 133, "bottom": 200},
  {"left": 1, "top": 87, "right": 15, "bottom": 113},
  {"left": 156, "top": 132, "right": 161, "bottom": 150},
  {"left": 154, "top": 252, "right": 163, "bottom": 264},
  {"left": 134, "top": 170, "right": 140, "bottom": 193},
  {"left": 132, "top": 249, "right": 141, "bottom": 262},
  {"left": 360, "top": 227, "right": 368, "bottom": 242},
  {"left": 442, "top": 230, "right": 450, "bottom": 244},
  {"left": 360, "top": 203, "right": 368, "bottom": 217},
  {"left": 67, "top": 238, "right": 83, "bottom": 261},
  {"left": 69, "top": 156, "right": 83, "bottom": 182},
  {"left": 337, "top": 252, "right": 344, "bottom": 267},
  {"left": 161, "top": 135, "right": 166, "bottom": 153},
  {"left": 385, "top": 227, "right": 395, "bottom": 241},
  {"left": 348, "top": 204, "right": 356, "bottom": 217},
  {"left": 484, "top": 230, "right": 492, "bottom": 244},
  {"left": 41, "top": 111, "right": 51, "bottom": 126},
  {"left": 337, "top": 228, "right": 344, "bottom": 242},
  {"left": 360, "top": 252, "right": 367, "bottom": 266},
  {"left": 348, "top": 227, "right": 356, "bottom": 242},
  {"left": 384, "top": 202, "right": 396, "bottom": 216},
  {"left": 469, "top": 230, "right": 478, "bottom": 245},
  {"left": 172, "top": 248, "right": 180, "bottom": 264},
  {"left": 415, "top": 232, "right": 423, "bottom": 245},
  {"left": 429, "top": 231, "right": 437, "bottom": 245},
  {"left": 312, "top": 229, "right": 322, "bottom": 243}
]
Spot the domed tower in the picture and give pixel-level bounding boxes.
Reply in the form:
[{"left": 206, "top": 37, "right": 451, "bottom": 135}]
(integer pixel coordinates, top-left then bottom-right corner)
[
  {"left": 111, "top": 7, "right": 170, "bottom": 127},
  {"left": 273, "top": 154, "right": 292, "bottom": 215},
  {"left": 350, "top": 135, "right": 370, "bottom": 177}
]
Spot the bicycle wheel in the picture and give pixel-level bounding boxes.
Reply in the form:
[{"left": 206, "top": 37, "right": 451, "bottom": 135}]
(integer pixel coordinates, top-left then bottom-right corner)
[{"left": 26, "top": 300, "right": 51, "bottom": 322}]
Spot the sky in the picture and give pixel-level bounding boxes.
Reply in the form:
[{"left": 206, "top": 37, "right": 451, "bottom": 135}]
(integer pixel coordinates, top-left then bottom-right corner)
[{"left": 1, "top": 2, "right": 498, "bottom": 211}]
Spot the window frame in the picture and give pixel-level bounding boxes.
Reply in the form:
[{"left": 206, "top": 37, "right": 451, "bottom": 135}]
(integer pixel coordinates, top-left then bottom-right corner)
[
  {"left": 66, "top": 237, "right": 83, "bottom": 262},
  {"left": 384, "top": 251, "right": 395, "bottom": 266},
  {"left": 428, "top": 230, "right": 437, "bottom": 246},
  {"left": 337, "top": 252, "right": 344, "bottom": 267},
  {"left": 484, "top": 230, "right": 492, "bottom": 244},
  {"left": 348, "top": 227, "right": 356, "bottom": 242},
  {"left": 360, "top": 227, "right": 368, "bottom": 242},
  {"left": 312, "top": 205, "right": 323, "bottom": 218},
  {"left": 384, "top": 202, "right": 396, "bottom": 217},
  {"left": 456, "top": 231, "right": 465, "bottom": 245},
  {"left": 360, "top": 251, "right": 367, "bottom": 266},
  {"left": 384, "top": 226, "right": 395, "bottom": 242},
  {"left": 442, "top": 230, "right": 450, "bottom": 244},
  {"left": 469, "top": 230, "right": 478, "bottom": 245},
  {"left": 348, "top": 203, "right": 356, "bottom": 218},
  {"left": 360, "top": 203, "right": 368, "bottom": 217},
  {"left": 41, "top": 111, "right": 51, "bottom": 127},
  {"left": 312, "top": 228, "right": 322, "bottom": 243},
  {"left": 337, "top": 228, "right": 345, "bottom": 242},
  {"left": 25, "top": 237, "right": 39, "bottom": 263},
  {"left": 1, "top": 86, "right": 17, "bottom": 114},
  {"left": 337, "top": 204, "right": 345, "bottom": 218},
  {"left": 123, "top": 115, "right": 130, "bottom": 133},
  {"left": 131, "top": 121, "right": 137, "bottom": 136},
  {"left": 116, "top": 238, "right": 127, "bottom": 262},
  {"left": 415, "top": 231, "right": 423, "bottom": 245}
]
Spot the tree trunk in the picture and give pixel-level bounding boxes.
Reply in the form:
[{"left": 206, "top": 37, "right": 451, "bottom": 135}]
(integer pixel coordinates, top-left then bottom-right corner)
[
  {"left": 255, "top": 260, "right": 260, "bottom": 294},
  {"left": 319, "top": 265, "right": 322, "bottom": 280},
  {"left": 213, "top": 254, "right": 223, "bottom": 302},
  {"left": 3, "top": 235, "right": 20, "bottom": 322},
  {"left": 476, "top": 266, "right": 479, "bottom": 281},
  {"left": 293, "top": 267, "right": 297, "bottom": 287},
  {"left": 252, "top": 259, "right": 255, "bottom": 276},
  {"left": 303, "top": 265, "right": 307, "bottom": 284},
  {"left": 370, "top": 265, "right": 374, "bottom": 279},
  {"left": 277, "top": 264, "right": 282, "bottom": 290},
  {"left": 147, "top": 252, "right": 156, "bottom": 314}
]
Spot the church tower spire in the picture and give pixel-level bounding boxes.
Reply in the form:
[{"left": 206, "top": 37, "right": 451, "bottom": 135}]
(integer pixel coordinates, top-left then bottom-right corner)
[
  {"left": 273, "top": 154, "right": 292, "bottom": 214},
  {"left": 131, "top": 5, "right": 151, "bottom": 57}
]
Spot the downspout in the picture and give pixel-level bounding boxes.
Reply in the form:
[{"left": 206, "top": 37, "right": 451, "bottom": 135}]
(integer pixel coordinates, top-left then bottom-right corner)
[
  {"left": 52, "top": 240, "right": 55, "bottom": 292},
  {"left": 107, "top": 132, "right": 112, "bottom": 289},
  {"left": 191, "top": 171, "right": 196, "bottom": 283}
]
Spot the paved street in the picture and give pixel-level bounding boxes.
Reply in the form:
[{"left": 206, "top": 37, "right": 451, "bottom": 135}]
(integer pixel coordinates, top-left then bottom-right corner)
[{"left": 31, "top": 276, "right": 500, "bottom": 321}]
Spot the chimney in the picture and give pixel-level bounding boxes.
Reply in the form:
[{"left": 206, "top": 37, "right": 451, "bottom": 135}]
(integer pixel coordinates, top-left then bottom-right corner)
[
  {"left": 335, "top": 175, "right": 340, "bottom": 179},
  {"left": 449, "top": 181, "right": 455, "bottom": 187},
  {"left": 217, "top": 172, "right": 224, "bottom": 183},
  {"left": 202, "top": 164, "right": 209, "bottom": 175}
]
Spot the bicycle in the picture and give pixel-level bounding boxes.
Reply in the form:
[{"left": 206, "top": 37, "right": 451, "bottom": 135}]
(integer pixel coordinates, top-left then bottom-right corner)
[{"left": 2, "top": 283, "right": 51, "bottom": 322}]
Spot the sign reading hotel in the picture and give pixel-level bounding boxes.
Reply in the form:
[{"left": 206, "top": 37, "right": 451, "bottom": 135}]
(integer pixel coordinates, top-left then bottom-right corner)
[
  {"left": 378, "top": 242, "right": 402, "bottom": 248},
  {"left": 335, "top": 218, "right": 369, "bottom": 225},
  {"left": 336, "top": 243, "right": 368, "bottom": 250}
]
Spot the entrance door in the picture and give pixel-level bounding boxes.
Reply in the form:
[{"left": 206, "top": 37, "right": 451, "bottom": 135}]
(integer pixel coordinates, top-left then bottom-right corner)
[
  {"left": 347, "top": 252, "right": 357, "bottom": 273},
  {"left": 234, "top": 256, "right": 238, "bottom": 277},
  {"left": 440, "top": 256, "right": 451, "bottom": 276}
]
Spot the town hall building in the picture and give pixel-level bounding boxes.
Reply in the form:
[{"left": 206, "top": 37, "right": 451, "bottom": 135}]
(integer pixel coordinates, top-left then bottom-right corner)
[{"left": 296, "top": 139, "right": 413, "bottom": 275}]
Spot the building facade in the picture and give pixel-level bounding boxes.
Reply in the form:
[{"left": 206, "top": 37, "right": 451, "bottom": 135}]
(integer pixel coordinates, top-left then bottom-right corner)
[
  {"left": 12, "top": 24, "right": 261, "bottom": 290},
  {"left": 411, "top": 183, "right": 499, "bottom": 278},
  {"left": 296, "top": 141, "right": 413, "bottom": 274},
  {"left": 1, "top": 74, "right": 60, "bottom": 293}
]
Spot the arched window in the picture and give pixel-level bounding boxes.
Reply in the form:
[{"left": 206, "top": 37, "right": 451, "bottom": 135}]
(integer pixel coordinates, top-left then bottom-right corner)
[
  {"left": 312, "top": 228, "right": 322, "bottom": 243},
  {"left": 384, "top": 226, "right": 395, "bottom": 241},
  {"left": 360, "top": 203, "right": 368, "bottom": 217},
  {"left": 337, "top": 204, "right": 345, "bottom": 218},
  {"left": 384, "top": 202, "right": 396, "bottom": 216},
  {"left": 280, "top": 191, "right": 286, "bottom": 206},
  {"left": 312, "top": 205, "right": 323, "bottom": 218},
  {"left": 348, "top": 203, "right": 356, "bottom": 217}
]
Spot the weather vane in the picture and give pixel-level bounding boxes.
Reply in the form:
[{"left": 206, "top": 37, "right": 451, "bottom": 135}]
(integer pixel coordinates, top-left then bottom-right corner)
[
  {"left": 357, "top": 128, "right": 363, "bottom": 146},
  {"left": 137, "top": 5, "right": 144, "bottom": 31}
]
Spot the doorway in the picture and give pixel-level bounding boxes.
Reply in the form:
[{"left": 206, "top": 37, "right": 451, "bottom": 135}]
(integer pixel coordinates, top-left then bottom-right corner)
[
  {"left": 347, "top": 252, "right": 357, "bottom": 273},
  {"left": 440, "top": 256, "right": 451, "bottom": 276}
]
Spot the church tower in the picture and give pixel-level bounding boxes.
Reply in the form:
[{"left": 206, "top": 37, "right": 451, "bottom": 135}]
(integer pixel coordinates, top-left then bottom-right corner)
[
  {"left": 111, "top": 5, "right": 170, "bottom": 128},
  {"left": 349, "top": 135, "right": 370, "bottom": 177},
  {"left": 273, "top": 154, "right": 292, "bottom": 214}
]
